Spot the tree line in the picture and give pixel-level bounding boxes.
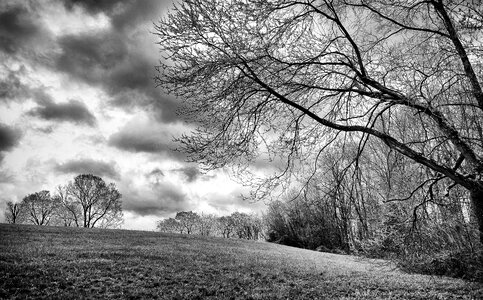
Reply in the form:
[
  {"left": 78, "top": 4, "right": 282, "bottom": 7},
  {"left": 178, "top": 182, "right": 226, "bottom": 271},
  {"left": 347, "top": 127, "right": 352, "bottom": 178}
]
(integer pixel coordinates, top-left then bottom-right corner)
[
  {"left": 4, "top": 174, "right": 123, "bottom": 229},
  {"left": 157, "top": 211, "right": 264, "bottom": 240}
]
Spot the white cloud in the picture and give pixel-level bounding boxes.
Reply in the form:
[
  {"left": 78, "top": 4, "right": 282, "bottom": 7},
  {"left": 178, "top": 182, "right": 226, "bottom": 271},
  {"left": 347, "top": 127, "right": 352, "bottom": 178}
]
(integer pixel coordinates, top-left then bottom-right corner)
[{"left": 40, "top": 1, "right": 111, "bottom": 37}]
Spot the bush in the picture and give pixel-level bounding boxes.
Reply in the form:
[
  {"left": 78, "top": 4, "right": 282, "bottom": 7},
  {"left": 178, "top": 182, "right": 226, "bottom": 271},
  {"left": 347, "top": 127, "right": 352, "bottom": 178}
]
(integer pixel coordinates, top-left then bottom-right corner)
[
  {"left": 357, "top": 224, "right": 483, "bottom": 282},
  {"left": 397, "top": 250, "right": 483, "bottom": 282},
  {"left": 360, "top": 231, "right": 402, "bottom": 259}
]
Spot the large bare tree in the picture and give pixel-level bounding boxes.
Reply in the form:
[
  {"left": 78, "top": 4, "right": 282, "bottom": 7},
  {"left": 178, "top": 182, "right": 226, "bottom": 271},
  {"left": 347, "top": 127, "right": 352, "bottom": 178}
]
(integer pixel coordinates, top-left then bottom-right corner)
[
  {"left": 155, "top": 1, "right": 483, "bottom": 241},
  {"left": 65, "top": 174, "right": 123, "bottom": 228}
]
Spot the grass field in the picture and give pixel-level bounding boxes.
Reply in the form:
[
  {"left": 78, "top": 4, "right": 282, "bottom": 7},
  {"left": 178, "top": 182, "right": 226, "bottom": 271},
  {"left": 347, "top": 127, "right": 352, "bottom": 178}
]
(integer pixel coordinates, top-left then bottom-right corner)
[{"left": 0, "top": 224, "right": 482, "bottom": 299}]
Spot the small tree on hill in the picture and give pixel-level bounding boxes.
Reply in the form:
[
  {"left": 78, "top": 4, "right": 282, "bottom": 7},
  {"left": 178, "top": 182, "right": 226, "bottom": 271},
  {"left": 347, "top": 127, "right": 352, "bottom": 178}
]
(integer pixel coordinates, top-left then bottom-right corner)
[
  {"left": 22, "top": 190, "right": 59, "bottom": 226},
  {"left": 217, "top": 215, "right": 236, "bottom": 238},
  {"left": 157, "top": 217, "right": 184, "bottom": 234},
  {"left": 231, "top": 212, "right": 262, "bottom": 240},
  {"left": 175, "top": 211, "right": 200, "bottom": 234},
  {"left": 5, "top": 201, "right": 23, "bottom": 224},
  {"left": 199, "top": 213, "right": 217, "bottom": 236}
]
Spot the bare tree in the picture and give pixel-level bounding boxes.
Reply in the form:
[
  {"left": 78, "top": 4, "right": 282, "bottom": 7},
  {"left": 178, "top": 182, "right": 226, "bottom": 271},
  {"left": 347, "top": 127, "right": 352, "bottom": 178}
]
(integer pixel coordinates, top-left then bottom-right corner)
[
  {"left": 5, "top": 201, "right": 23, "bottom": 224},
  {"left": 66, "top": 174, "right": 123, "bottom": 228},
  {"left": 217, "top": 215, "right": 236, "bottom": 238},
  {"left": 175, "top": 211, "right": 200, "bottom": 234},
  {"left": 155, "top": 0, "right": 483, "bottom": 242},
  {"left": 55, "top": 185, "right": 81, "bottom": 227},
  {"left": 231, "top": 212, "right": 262, "bottom": 240},
  {"left": 157, "top": 217, "right": 184, "bottom": 234},
  {"left": 22, "top": 191, "right": 58, "bottom": 226},
  {"left": 199, "top": 213, "right": 217, "bottom": 236}
]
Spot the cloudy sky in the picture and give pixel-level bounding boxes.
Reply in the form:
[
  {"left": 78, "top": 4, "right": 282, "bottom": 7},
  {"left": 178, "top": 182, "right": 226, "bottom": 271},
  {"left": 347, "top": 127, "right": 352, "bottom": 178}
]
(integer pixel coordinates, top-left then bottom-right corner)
[{"left": 0, "top": 0, "right": 265, "bottom": 229}]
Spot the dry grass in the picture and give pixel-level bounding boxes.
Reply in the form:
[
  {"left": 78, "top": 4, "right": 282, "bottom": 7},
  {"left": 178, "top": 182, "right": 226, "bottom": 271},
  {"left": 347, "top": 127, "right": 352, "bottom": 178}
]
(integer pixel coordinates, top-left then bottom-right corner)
[{"left": 0, "top": 223, "right": 482, "bottom": 299}]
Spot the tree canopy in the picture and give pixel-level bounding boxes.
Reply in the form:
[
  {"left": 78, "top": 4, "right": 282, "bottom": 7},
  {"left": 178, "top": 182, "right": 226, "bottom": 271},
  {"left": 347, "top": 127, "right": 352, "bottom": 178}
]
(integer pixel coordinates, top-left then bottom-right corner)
[
  {"left": 155, "top": 0, "right": 483, "bottom": 241},
  {"left": 65, "top": 174, "right": 123, "bottom": 228},
  {"left": 22, "top": 190, "right": 58, "bottom": 226}
]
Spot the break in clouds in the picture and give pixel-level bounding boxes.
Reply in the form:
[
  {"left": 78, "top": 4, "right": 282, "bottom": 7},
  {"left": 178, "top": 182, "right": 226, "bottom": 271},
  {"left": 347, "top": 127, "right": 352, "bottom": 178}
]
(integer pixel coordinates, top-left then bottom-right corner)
[{"left": 0, "top": 0, "right": 264, "bottom": 227}]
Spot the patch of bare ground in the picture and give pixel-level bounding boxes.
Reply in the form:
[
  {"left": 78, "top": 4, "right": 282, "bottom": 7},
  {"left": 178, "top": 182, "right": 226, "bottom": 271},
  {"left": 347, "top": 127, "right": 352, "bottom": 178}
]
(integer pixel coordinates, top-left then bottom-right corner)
[{"left": 0, "top": 224, "right": 481, "bottom": 299}]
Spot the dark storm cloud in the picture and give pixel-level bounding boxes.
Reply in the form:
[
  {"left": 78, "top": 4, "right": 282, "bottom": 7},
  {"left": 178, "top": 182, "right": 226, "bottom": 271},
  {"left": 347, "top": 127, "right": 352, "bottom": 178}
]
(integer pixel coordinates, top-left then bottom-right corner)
[
  {"left": 0, "top": 0, "right": 180, "bottom": 123},
  {"left": 110, "top": 1, "right": 165, "bottom": 32},
  {"left": 0, "top": 123, "right": 22, "bottom": 164},
  {"left": 56, "top": 31, "right": 182, "bottom": 123},
  {"left": 171, "top": 166, "right": 201, "bottom": 183},
  {"left": 55, "top": 0, "right": 182, "bottom": 123},
  {"left": 108, "top": 124, "right": 184, "bottom": 159},
  {"left": 0, "top": 5, "right": 40, "bottom": 54},
  {"left": 122, "top": 182, "right": 188, "bottom": 216},
  {"left": 109, "top": 131, "right": 173, "bottom": 154},
  {"left": 56, "top": 32, "right": 128, "bottom": 85},
  {"left": 0, "top": 123, "right": 22, "bottom": 152},
  {"left": 28, "top": 96, "right": 96, "bottom": 127},
  {"left": 54, "top": 158, "right": 120, "bottom": 180}
]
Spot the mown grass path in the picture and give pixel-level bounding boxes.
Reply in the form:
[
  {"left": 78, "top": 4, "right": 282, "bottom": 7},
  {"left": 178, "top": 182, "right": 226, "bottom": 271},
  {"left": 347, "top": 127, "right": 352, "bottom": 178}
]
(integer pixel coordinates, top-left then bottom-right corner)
[{"left": 0, "top": 224, "right": 482, "bottom": 299}]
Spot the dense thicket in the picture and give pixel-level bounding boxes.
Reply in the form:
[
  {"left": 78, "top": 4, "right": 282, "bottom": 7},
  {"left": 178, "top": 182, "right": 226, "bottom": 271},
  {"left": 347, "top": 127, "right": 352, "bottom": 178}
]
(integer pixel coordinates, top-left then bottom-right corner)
[{"left": 264, "top": 141, "right": 481, "bottom": 280}]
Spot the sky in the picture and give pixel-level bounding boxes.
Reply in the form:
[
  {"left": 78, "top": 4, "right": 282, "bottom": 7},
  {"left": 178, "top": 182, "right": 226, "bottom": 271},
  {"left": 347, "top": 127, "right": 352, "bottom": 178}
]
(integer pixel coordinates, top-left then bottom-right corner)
[{"left": 0, "top": 0, "right": 266, "bottom": 230}]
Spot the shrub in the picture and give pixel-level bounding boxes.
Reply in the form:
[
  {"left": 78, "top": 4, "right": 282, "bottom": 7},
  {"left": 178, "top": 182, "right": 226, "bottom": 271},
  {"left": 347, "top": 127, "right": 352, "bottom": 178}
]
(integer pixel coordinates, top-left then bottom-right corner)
[{"left": 397, "top": 250, "right": 483, "bottom": 282}]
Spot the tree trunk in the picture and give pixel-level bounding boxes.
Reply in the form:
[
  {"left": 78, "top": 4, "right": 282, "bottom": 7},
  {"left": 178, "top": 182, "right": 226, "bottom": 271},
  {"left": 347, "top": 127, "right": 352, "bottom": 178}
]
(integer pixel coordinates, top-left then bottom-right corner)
[
  {"left": 470, "top": 187, "right": 483, "bottom": 245},
  {"left": 83, "top": 210, "right": 88, "bottom": 228}
]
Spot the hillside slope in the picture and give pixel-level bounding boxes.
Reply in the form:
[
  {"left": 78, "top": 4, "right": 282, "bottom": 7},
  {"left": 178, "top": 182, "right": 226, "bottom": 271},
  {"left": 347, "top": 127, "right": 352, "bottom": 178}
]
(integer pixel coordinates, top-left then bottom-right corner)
[{"left": 0, "top": 224, "right": 481, "bottom": 299}]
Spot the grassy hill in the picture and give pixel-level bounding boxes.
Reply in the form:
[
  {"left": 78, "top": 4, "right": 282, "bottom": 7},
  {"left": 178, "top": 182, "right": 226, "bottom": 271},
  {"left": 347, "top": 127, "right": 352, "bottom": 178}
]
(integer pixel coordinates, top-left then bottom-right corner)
[{"left": 0, "top": 224, "right": 481, "bottom": 299}]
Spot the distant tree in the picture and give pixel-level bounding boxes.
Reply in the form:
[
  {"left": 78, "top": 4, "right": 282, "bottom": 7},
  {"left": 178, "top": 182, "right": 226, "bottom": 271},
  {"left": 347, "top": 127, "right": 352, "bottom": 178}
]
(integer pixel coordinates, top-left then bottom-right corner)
[
  {"left": 175, "top": 211, "right": 200, "bottom": 234},
  {"left": 231, "top": 212, "right": 250, "bottom": 239},
  {"left": 5, "top": 201, "right": 23, "bottom": 224},
  {"left": 199, "top": 214, "right": 217, "bottom": 236},
  {"left": 157, "top": 217, "right": 184, "bottom": 234},
  {"left": 250, "top": 214, "right": 264, "bottom": 240},
  {"left": 217, "top": 215, "right": 236, "bottom": 238},
  {"left": 22, "top": 190, "right": 59, "bottom": 226},
  {"left": 230, "top": 212, "right": 262, "bottom": 240},
  {"left": 65, "top": 174, "right": 123, "bottom": 228}
]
